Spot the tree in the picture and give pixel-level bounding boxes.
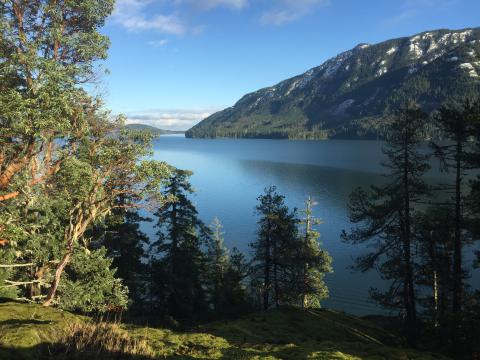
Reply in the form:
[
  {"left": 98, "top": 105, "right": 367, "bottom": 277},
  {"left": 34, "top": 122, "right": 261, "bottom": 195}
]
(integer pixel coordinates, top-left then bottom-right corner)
[
  {"left": 205, "top": 218, "right": 251, "bottom": 318},
  {"left": 0, "top": 0, "right": 114, "bottom": 203},
  {"left": 342, "top": 104, "right": 430, "bottom": 347},
  {"left": 295, "top": 197, "right": 332, "bottom": 309},
  {"left": 250, "top": 186, "right": 298, "bottom": 310},
  {"left": 90, "top": 197, "right": 151, "bottom": 310},
  {"left": 205, "top": 218, "right": 229, "bottom": 312},
  {"left": 151, "top": 169, "right": 210, "bottom": 322},
  {"left": 432, "top": 100, "right": 479, "bottom": 345},
  {"left": 414, "top": 207, "right": 455, "bottom": 329}
]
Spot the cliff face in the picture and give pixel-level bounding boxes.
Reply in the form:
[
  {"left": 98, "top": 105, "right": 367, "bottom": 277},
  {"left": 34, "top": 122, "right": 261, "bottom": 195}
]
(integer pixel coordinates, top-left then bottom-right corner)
[{"left": 187, "top": 27, "right": 480, "bottom": 139}]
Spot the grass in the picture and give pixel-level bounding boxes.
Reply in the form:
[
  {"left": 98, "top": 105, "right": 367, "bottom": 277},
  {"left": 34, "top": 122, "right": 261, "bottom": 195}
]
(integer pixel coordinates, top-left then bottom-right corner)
[{"left": 0, "top": 301, "right": 449, "bottom": 359}]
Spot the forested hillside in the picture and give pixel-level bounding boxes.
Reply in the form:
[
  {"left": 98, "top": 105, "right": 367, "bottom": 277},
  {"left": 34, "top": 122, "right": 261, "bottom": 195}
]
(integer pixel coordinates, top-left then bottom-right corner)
[{"left": 186, "top": 27, "right": 480, "bottom": 139}]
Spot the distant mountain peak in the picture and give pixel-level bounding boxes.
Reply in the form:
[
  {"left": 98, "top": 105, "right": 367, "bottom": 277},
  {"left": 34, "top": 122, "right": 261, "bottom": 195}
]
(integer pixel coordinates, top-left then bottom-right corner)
[{"left": 187, "top": 27, "right": 480, "bottom": 140}]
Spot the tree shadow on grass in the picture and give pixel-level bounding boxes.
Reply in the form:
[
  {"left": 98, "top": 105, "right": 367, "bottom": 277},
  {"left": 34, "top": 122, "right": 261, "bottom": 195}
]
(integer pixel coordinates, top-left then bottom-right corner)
[{"left": 0, "top": 319, "right": 52, "bottom": 326}]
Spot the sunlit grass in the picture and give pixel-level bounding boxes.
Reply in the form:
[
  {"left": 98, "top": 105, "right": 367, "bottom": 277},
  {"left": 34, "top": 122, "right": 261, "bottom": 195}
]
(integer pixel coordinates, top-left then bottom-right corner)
[{"left": 0, "top": 301, "right": 449, "bottom": 359}]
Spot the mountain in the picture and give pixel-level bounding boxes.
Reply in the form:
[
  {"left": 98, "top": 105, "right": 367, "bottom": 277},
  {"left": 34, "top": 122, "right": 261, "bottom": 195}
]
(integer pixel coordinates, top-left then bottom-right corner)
[
  {"left": 0, "top": 301, "right": 447, "bottom": 359},
  {"left": 125, "top": 123, "right": 185, "bottom": 135},
  {"left": 186, "top": 27, "right": 480, "bottom": 140}
]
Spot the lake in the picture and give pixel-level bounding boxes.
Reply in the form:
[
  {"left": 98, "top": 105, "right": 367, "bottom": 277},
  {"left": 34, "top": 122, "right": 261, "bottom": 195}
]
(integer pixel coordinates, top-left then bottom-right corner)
[{"left": 142, "top": 135, "right": 458, "bottom": 315}]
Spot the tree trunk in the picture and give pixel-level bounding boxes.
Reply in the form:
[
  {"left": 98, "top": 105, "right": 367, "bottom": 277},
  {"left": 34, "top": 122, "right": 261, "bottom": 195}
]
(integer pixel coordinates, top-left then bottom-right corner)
[
  {"left": 452, "top": 140, "right": 462, "bottom": 315},
  {"left": 403, "top": 135, "right": 417, "bottom": 348},
  {"left": 452, "top": 140, "right": 463, "bottom": 356},
  {"left": 263, "top": 220, "right": 271, "bottom": 311},
  {"left": 429, "top": 231, "right": 439, "bottom": 327},
  {"left": 42, "top": 250, "right": 72, "bottom": 306}
]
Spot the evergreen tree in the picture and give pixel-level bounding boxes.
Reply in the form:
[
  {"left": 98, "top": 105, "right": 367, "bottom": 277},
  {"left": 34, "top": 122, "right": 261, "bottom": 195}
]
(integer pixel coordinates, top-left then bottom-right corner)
[
  {"left": 204, "top": 218, "right": 251, "bottom": 318},
  {"left": 93, "top": 199, "right": 151, "bottom": 310},
  {"left": 295, "top": 197, "right": 332, "bottom": 309},
  {"left": 414, "top": 207, "right": 455, "bottom": 329},
  {"left": 205, "top": 218, "right": 229, "bottom": 312},
  {"left": 432, "top": 100, "right": 479, "bottom": 350},
  {"left": 151, "top": 169, "right": 210, "bottom": 322},
  {"left": 250, "top": 186, "right": 298, "bottom": 310},
  {"left": 342, "top": 104, "right": 430, "bottom": 347}
]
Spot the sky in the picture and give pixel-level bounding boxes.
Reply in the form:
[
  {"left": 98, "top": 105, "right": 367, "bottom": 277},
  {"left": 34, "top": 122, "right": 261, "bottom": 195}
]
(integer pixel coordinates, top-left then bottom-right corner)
[{"left": 101, "top": 0, "right": 480, "bottom": 130}]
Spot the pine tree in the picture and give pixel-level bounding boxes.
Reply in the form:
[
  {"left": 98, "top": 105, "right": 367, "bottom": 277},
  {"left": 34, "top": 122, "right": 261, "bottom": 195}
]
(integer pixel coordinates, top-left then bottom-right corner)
[
  {"left": 93, "top": 199, "right": 151, "bottom": 310},
  {"left": 432, "top": 100, "right": 479, "bottom": 350},
  {"left": 151, "top": 169, "right": 210, "bottom": 322},
  {"left": 342, "top": 104, "right": 430, "bottom": 347},
  {"left": 205, "top": 218, "right": 251, "bottom": 318},
  {"left": 205, "top": 218, "right": 230, "bottom": 312},
  {"left": 250, "top": 186, "right": 298, "bottom": 310},
  {"left": 296, "top": 197, "right": 332, "bottom": 309},
  {"left": 414, "top": 207, "right": 455, "bottom": 329}
]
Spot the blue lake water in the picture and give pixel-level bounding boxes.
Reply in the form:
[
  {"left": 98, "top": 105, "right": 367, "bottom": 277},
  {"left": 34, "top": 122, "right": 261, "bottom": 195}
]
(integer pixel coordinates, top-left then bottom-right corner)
[{"left": 143, "top": 135, "right": 474, "bottom": 315}]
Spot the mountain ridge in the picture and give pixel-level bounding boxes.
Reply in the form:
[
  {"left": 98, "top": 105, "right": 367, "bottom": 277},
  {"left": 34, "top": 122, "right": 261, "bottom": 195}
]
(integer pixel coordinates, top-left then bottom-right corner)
[{"left": 186, "top": 27, "right": 480, "bottom": 140}]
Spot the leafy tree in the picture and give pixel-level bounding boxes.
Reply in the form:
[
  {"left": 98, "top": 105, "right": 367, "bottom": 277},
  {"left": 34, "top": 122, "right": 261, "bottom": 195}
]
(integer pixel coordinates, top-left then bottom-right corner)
[
  {"left": 0, "top": 114, "right": 170, "bottom": 310},
  {"left": 151, "top": 169, "right": 210, "bottom": 322},
  {"left": 0, "top": 0, "right": 114, "bottom": 203},
  {"left": 342, "top": 104, "right": 430, "bottom": 347}
]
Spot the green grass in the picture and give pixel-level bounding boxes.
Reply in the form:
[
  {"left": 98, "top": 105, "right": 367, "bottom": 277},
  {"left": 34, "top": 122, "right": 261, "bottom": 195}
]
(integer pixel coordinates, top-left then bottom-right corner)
[{"left": 0, "top": 302, "right": 448, "bottom": 359}]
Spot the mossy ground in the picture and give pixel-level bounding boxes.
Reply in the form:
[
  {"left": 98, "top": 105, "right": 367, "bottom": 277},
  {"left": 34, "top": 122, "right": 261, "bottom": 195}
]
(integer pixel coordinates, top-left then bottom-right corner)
[{"left": 0, "top": 302, "right": 448, "bottom": 359}]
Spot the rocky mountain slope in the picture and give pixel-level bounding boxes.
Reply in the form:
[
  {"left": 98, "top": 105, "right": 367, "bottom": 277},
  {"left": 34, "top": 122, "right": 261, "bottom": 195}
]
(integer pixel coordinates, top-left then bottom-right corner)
[{"left": 187, "top": 27, "right": 480, "bottom": 139}]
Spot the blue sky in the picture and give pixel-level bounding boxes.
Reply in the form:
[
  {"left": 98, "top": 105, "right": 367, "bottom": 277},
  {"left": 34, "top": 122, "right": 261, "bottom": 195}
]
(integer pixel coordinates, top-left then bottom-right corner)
[{"left": 102, "top": 0, "right": 480, "bottom": 130}]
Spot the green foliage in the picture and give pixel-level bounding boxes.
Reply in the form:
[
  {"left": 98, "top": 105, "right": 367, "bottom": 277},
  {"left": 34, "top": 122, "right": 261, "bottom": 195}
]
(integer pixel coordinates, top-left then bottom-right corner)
[
  {"left": 94, "top": 205, "right": 151, "bottom": 309},
  {"left": 58, "top": 247, "right": 129, "bottom": 313},
  {"left": 205, "top": 218, "right": 252, "bottom": 318},
  {"left": 294, "top": 197, "right": 332, "bottom": 308},
  {"left": 250, "top": 187, "right": 331, "bottom": 311}
]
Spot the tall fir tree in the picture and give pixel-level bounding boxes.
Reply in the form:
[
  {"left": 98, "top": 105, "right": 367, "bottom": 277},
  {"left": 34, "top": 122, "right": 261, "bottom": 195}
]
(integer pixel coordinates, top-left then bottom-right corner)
[
  {"left": 151, "top": 169, "right": 210, "bottom": 322},
  {"left": 342, "top": 104, "right": 430, "bottom": 347}
]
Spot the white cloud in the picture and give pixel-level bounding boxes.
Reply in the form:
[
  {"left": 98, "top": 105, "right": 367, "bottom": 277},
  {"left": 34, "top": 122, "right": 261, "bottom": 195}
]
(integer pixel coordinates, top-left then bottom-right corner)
[
  {"left": 148, "top": 39, "right": 169, "bottom": 47},
  {"left": 261, "top": 0, "right": 330, "bottom": 25},
  {"left": 176, "top": 0, "right": 248, "bottom": 11},
  {"left": 113, "top": 0, "right": 248, "bottom": 35},
  {"left": 114, "top": 0, "right": 187, "bottom": 35},
  {"left": 124, "top": 108, "right": 220, "bottom": 131}
]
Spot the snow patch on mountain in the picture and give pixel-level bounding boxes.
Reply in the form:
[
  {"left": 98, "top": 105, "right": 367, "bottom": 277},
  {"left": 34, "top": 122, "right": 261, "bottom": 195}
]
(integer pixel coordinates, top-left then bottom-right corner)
[
  {"left": 459, "top": 62, "right": 479, "bottom": 77},
  {"left": 386, "top": 47, "right": 397, "bottom": 55}
]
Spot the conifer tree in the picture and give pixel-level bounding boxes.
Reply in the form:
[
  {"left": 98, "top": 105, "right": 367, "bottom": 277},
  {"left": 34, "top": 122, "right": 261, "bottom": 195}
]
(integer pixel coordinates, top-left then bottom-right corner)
[
  {"left": 433, "top": 101, "right": 477, "bottom": 317},
  {"left": 342, "top": 104, "right": 429, "bottom": 347},
  {"left": 92, "top": 197, "right": 151, "bottom": 310},
  {"left": 250, "top": 186, "right": 298, "bottom": 310},
  {"left": 414, "top": 207, "right": 455, "bottom": 329},
  {"left": 295, "top": 197, "right": 332, "bottom": 309},
  {"left": 205, "top": 218, "right": 251, "bottom": 318},
  {"left": 205, "top": 218, "right": 229, "bottom": 312},
  {"left": 151, "top": 169, "right": 210, "bottom": 321}
]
